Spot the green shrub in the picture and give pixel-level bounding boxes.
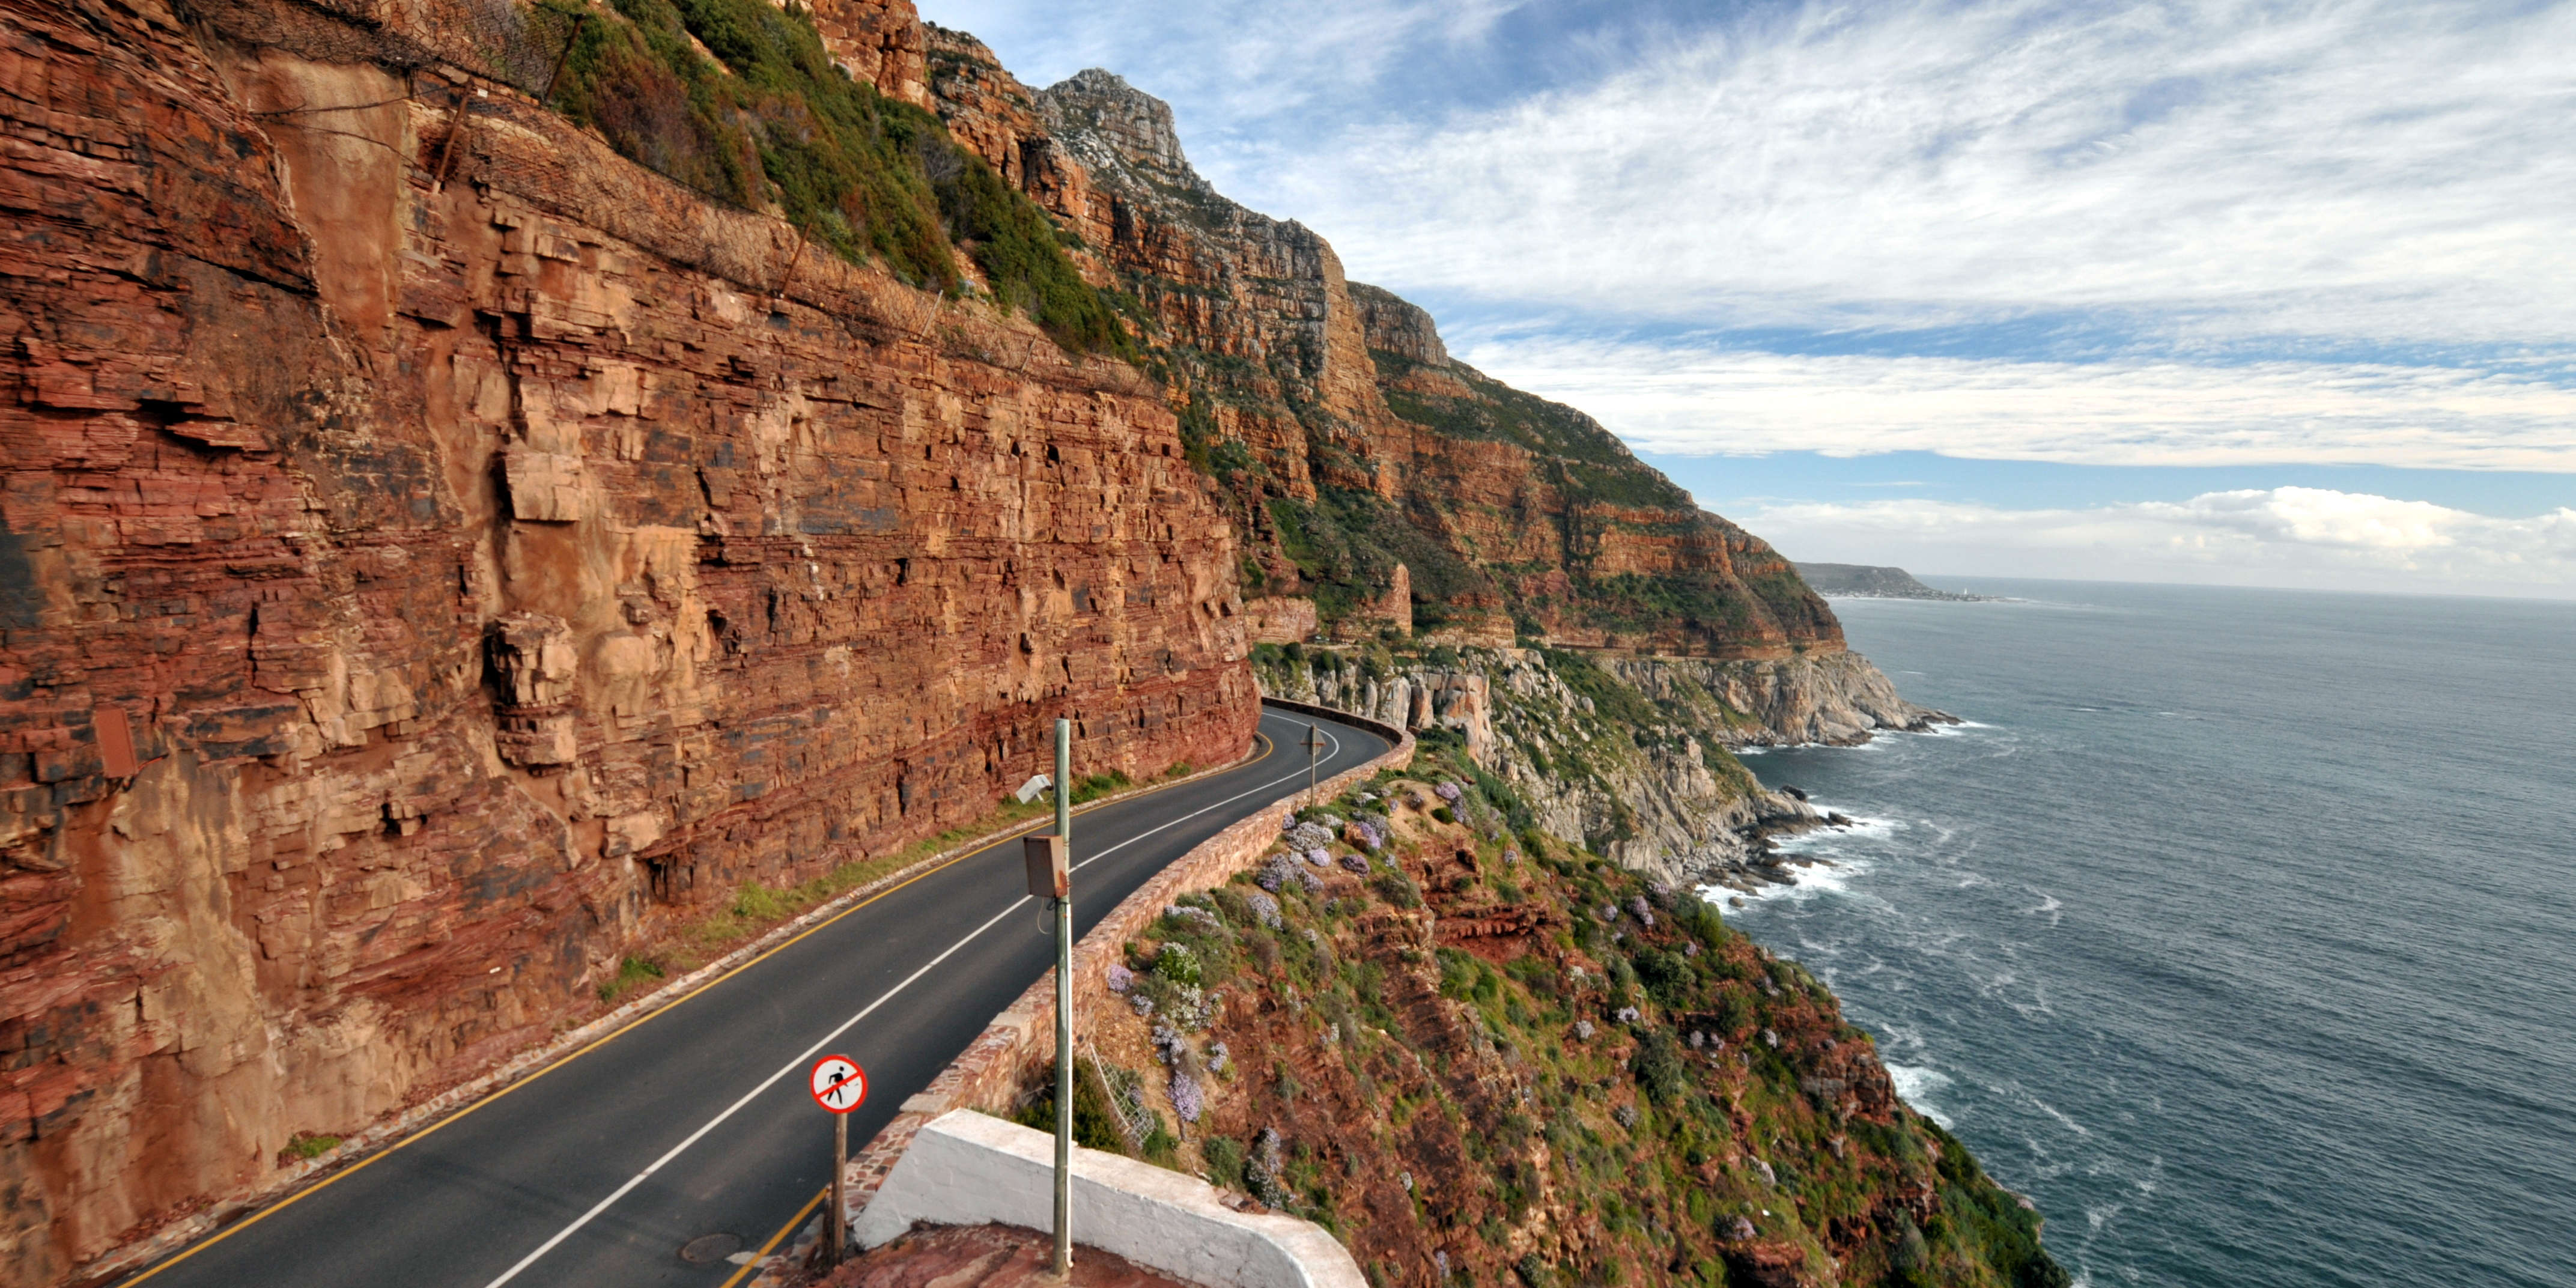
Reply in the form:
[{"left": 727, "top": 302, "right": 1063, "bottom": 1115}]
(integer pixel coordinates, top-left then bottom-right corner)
[
  {"left": 1155, "top": 943, "right": 1203, "bottom": 986},
  {"left": 1371, "top": 871, "right": 1422, "bottom": 909},
  {"left": 596, "top": 955, "right": 666, "bottom": 1002},
  {"left": 731, "top": 882, "right": 788, "bottom": 921},
  {"left": 1072, "top": 770, "right": 1132, "bottom": 803},
  {"left": 1202, "top": 1134, "right": 1248, "bottom": 1188},
  {"left": 542, "top": 0, "right": 1131, "bottom": 351},
  {"left": 284, "top": 1132, "right": 341, "bottom": 1161},
  {"left": 1007, "top": 1065, "right": 1125, "bottom": 1153}
]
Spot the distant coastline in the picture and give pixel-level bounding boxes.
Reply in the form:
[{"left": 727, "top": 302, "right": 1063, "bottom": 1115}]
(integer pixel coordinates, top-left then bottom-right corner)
[{"left": 1797, "top": 561, "right": 1999, "bottom": 601}]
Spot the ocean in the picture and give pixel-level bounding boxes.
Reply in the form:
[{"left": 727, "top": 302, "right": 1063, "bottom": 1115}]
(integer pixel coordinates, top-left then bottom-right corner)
[{"left": 1721, "top": 579, "right": 2576, "bottom": 1287}]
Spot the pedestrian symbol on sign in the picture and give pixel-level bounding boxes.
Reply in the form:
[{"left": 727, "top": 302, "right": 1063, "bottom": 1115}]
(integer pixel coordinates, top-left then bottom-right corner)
[{"left": 810, "top": 1055, "right": 866, "bottom": 1114}]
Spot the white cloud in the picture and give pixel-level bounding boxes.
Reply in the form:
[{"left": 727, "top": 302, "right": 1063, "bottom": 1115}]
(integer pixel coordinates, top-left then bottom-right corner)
[
  {"left": 1736, "top": 488, "right": 2576, "bottom": 595},
  {"left": 1453, "top": 335, "right": 2576, "bottom": 469},
  {"left": 925, "top": 0, "right": 1523, "bottom": 129},
  {"left": 1281, "top": 0, "right": 2576, "bottom": 348}
]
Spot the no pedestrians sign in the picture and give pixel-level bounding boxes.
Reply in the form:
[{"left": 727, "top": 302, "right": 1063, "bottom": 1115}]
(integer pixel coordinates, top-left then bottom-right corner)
[{"left": 809, "top": 1054, "right": 867, "bottom": 1114}]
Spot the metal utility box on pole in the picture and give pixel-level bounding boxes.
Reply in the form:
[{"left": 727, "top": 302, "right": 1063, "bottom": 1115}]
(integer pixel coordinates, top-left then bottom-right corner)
[
  {"left": 1302, "top": 723, "right": 1327, "bottom": 806},
  {"left": 1023, "top": 834, "right": 1068, "bottom": 899},
  {"left": 1051, "top": 718, "right": 1074, "bottom": 1278}
]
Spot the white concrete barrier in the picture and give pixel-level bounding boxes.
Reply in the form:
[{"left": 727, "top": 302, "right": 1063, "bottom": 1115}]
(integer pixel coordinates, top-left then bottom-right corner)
[{"left": 853, "top": 1110, "right": 1367, "bottom": 1288}]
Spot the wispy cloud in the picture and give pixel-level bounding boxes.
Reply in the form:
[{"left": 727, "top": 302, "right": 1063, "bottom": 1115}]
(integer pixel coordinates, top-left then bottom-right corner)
[
  {"left": 1457, "top": 336, "right": 2576, "bottom": 470},
  {"left": 1276, "top": 0, "right": 2576, "bottom": 349},
  {"left": 1738, "top": 488, "right": 2576, "bottom": 595},
  {"left": 926, "top": 0, "right": 1525, "bottom": 130}
]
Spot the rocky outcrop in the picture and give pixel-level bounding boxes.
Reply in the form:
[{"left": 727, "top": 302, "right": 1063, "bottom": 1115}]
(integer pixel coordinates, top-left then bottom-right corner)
[
  {"left": 1254, "top": 643, "right": 1949, "bottom": 888},
  {"left": 806, "top": 0, "right": 934, "bottom": 107},
  {"left": 0, "top": 1, "right": 1258, "bottom": 1280},
  {"left": 1795, "top": 562, "right": 1994, "bottom": 602},
  {"left": 1606, "top": 651, "right": 1954, "bottom": 748},
  {"left": 1028, "top": 754, "right": 2067, "bottom": 1287},
  {"left": 934, "top": 71, "right": 1841, "bottom": 658}
]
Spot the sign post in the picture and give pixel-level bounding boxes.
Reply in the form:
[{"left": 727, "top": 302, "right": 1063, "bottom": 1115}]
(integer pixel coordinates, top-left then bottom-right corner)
[
  {"left": 1051, "top": 717, "right": 1074, "bottom": 1278},
  {"left": 809, "top": 1055, "right": 867, "bottom": 1268},
  {"left": 1302, "top": 723, "right": 1327, "bottom": 807}
]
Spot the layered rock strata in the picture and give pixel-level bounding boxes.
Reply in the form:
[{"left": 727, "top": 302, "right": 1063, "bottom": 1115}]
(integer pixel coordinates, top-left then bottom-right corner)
[
  {"left": 1253, "top": 646, "right": 1948, "bottom": 889},
  {"left": 916, "top": 65, "right": 1839, "bottom": 654},
  {"left": 0, "top": 0, "right": 1256, "bottom": 1280}
]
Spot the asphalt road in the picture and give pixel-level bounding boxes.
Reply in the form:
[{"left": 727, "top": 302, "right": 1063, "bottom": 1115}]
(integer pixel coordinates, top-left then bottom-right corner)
[{"left": 123, "top": 703, "right": 1389, "bottom": 1288}]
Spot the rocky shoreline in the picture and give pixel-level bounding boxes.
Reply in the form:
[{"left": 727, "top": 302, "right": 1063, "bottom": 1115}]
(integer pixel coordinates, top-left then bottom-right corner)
[
  {"left": 1253, "top": 642, "right": 1959, "bottom": 905},
  {"left": 1702, "top": 786, "right": 1863, "bottom": 905}
]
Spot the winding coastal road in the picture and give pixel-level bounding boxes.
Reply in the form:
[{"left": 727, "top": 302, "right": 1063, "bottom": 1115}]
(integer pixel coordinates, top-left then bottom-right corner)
[{"left": 120, "top": 704, "right": 1390, "bottom": 1288}]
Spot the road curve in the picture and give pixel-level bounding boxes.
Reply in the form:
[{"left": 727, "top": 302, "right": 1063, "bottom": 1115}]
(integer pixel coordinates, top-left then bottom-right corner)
[{"left": 120, "top": 704, "right": 1391, "bottom": 1288}]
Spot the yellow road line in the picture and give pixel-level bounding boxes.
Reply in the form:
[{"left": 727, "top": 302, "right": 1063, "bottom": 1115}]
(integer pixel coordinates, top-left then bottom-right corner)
[
  {"left": 119, "top": 724, "right": 1287, "bottom": 1285},
  {"left": 716, "top": 1186, "right": 827, "bottom": 1288}
]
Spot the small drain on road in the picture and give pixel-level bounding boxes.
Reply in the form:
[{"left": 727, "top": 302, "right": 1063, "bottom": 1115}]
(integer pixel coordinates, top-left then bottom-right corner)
[{"left": 680, "top": 1232, "right": 744, "bottom": 1264}]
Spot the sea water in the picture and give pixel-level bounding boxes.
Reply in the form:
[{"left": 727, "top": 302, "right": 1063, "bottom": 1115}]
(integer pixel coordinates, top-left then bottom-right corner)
[{"left": 1722, "top": 580, "right": 2576, "bottom": 1287}]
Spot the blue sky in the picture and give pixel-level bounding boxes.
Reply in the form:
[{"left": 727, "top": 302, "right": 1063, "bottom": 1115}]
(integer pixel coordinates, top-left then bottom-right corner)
[{"left": 927, "top": 0, "right": 2576, "bottom": 596}]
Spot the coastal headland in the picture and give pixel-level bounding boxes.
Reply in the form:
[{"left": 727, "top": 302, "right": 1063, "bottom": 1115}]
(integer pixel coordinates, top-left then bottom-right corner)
[{"left": 0, "top": 0, "right": 2049, "bottom": 1283}]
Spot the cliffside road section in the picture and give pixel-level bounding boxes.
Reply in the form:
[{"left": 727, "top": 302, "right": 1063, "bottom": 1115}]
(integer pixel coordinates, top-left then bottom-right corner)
[{"left": 118, "top": 707, "right": 1390, "bottom": 1288}]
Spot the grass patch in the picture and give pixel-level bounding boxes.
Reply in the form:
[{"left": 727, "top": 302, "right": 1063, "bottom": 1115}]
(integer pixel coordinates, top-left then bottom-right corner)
[
  {"left": 597, "top": 955, "right": 666, "bottom": 1003},
  {"left": 281, "top": 1132, "right": 341, "bottom": 1162}
]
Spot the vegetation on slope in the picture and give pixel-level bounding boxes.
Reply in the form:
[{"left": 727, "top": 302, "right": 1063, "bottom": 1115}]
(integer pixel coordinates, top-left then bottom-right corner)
[
  {"left": 1016, "top": 734, "right": 2064, "bottom": 1287},
  {"left": 529, "top": 0, "right": 1132, "bottom": 353},
  {"left": 1372, "top": 351, "right": 1836, "bottom": 649}
]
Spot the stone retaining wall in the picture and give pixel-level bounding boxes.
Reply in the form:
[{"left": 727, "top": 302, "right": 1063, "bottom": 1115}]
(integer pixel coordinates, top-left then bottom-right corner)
[{"left": 837, "top": 701, "right": 1412, "bottom": 1229}]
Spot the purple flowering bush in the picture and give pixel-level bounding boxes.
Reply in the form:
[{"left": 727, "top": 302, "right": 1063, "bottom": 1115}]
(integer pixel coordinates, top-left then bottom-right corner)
[
  {"left": 1168, "top": 1069, "right": 1204, "bottom": 1124},
  {"left": 1629, "top": 895, "right": 1656, "bottom": 927},
  {"left": 1256, "top": 854, "right": 1300, "bottom": 893},
  {"left": 1340, "top": 853, "right": 1370, "bottom": 875},
  {"left": 1107, "top": 964, "right": 1134, "bottom": 994},
  {"left": 1245, "top": 890, "right": 1282, "bottom": 929},
  {"left": 1433, "top": 781, "right": 1463, "bottom": 803}
]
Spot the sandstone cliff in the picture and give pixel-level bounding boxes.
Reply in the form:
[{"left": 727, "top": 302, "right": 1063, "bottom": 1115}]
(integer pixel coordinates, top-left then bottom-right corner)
[
  {"left": 0, "top": 0, "right": 1256, "bottom": 1279},
  {"left": 2, "top": 0, "right": 1948, "bottom": 1280},
  {"left": 912, "top": 60, "right": 1841, "bottom": 657}
]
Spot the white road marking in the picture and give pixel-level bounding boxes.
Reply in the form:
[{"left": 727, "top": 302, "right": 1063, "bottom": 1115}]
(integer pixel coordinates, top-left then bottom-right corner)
[{"left": 478, "top": 715, "right": 1358, "bottom": 1286}]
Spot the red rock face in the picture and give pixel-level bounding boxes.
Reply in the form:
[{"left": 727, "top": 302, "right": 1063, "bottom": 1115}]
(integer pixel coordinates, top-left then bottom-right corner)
[
  {"left": 0, "top": 0, "right": 1256, "bottom": 1280},
  {"left": 916, "top": 66, "right": 1841, "bottom": 655},
  {"left": 804, "top": 0, "right": 934, "bottom": 108}
]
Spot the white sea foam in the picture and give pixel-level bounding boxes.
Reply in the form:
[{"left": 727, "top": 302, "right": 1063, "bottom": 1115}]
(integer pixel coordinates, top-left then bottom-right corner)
[
  {"left": 1885, "top": 1062, "right": 1956, "bottom": 1127},
  {"left": 1697, "top": 851, "right": 1870, "bottom": 911}
]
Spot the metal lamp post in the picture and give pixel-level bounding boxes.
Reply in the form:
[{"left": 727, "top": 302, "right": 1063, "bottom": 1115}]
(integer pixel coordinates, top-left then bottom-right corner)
[{"left": 1051, "top": 720, "right": 1075, "bottom": 1277}]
